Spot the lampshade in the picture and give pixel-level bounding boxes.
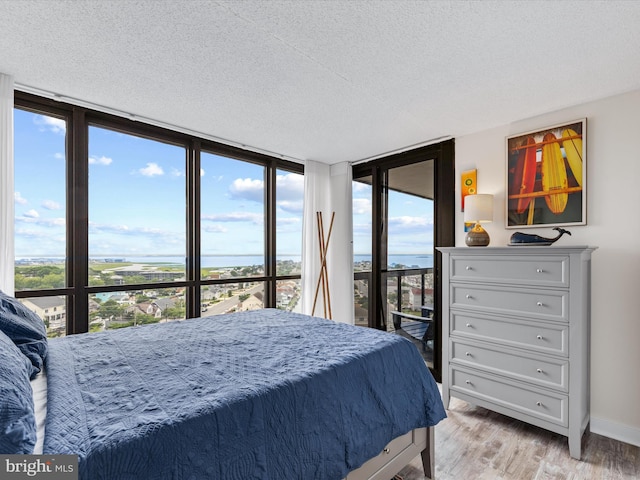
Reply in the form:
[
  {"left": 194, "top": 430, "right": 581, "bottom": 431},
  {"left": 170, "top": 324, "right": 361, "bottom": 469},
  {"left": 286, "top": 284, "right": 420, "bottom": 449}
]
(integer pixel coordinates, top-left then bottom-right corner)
[
  {"left": 464, "top": 194, "right": 494, "bottom": 223},
  {"left": 464, "top": 194, "right": 493, "bottom": 247}
]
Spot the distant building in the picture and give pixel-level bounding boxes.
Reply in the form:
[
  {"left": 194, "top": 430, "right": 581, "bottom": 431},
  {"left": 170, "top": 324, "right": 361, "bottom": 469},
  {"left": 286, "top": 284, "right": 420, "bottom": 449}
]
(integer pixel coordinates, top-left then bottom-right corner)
[
  {"left": 276, "top": 281, "right": 298, "bottom": 309},
  {"left": 21, "top": 296, "right": 66, "bottom": 332},
  {"left": 409, "top": 287, "right": 433, "bottom": 310},
  {"left": 151, "top": 297, "right": 178, "bottom": 318},
  {"left": 103, "top": 264, "right": 183, "bottom": 282},
  {"left": 238, "top": 294, "right": 262, "bottom": 311}
]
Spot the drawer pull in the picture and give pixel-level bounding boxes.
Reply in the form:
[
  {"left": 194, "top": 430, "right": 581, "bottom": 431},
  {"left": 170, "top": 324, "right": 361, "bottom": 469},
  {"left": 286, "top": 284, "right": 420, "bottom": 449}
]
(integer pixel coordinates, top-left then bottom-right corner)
[
  {"left": 536, "top": 335, "right": 543, "bottom": 340},
  {"left": 465, "top": 380, "right": 472, "bottom": 385},
  {"left": 465, "top": 323, "right": 472, "bottom": 328},
  {"left": 536, "top": 268, "right": 544, "bottom": 273},
  {"left": 383, "top": 448, "right": 390, "bottom": 454},
  {"left": 465, "top": 265, "right": 472, "bottom": 270},
  {"left": 536, "top": 401, "right": 543, "bottom": 407},
  {"left": 536, "top": 301, "right": 543, "bottom": 307},
  {"left": 536, "top": 368, "right": 543, "bottom": 374},
  {"left": 466, "top": 294, "right": 473, "bottom": 299},
  {"left": 465, "top": 352, "right": 472, "bottom": 357}
]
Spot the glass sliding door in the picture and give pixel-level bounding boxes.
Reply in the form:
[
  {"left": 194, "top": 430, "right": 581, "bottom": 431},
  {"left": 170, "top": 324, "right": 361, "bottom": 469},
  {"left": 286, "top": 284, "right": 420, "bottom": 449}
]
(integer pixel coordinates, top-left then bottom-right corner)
[
  {"left": 383, "top": 160, "right": 436, "bottom": 368},
  {"left": 352, "top": 140, "right": 454, "bottom": 381}
]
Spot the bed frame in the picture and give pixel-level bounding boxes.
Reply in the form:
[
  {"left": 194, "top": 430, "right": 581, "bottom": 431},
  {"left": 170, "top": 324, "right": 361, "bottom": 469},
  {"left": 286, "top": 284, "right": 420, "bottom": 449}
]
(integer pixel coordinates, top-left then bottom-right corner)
[{"left": 346, "top": 426, "right": 434, "bottom": 480}]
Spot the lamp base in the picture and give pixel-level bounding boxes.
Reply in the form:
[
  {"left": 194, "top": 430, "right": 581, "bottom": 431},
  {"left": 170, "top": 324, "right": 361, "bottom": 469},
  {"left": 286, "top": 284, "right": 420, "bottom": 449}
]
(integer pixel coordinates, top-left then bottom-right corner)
[{"left": 465, "top": 223, "right": 490, "bottom": 247}]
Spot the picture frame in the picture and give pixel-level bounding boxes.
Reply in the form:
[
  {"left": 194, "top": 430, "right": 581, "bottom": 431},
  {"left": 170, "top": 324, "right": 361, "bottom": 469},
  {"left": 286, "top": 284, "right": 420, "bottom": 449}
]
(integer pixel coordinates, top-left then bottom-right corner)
[{"left": 506, "top": 118, "right": 586, "bottom": 229}]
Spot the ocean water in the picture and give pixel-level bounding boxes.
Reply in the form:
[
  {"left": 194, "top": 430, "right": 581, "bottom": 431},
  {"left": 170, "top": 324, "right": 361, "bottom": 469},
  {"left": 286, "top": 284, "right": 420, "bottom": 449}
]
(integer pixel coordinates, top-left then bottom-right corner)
[{"left": 18, "top": 253, "right": 434, "bottom": 269}]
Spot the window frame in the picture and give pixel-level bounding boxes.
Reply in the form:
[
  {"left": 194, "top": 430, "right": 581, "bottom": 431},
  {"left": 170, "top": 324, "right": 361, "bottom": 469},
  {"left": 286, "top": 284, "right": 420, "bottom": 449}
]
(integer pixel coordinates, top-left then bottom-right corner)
[{"left": 14, "top": 91, "right": 303, "bottom": 335}]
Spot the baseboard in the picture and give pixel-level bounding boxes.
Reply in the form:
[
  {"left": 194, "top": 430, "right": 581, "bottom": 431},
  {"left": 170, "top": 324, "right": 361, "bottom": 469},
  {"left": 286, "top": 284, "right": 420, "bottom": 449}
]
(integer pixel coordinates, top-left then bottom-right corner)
[{"left": 590, "top": 416, "right": 640, "bottom": 448}]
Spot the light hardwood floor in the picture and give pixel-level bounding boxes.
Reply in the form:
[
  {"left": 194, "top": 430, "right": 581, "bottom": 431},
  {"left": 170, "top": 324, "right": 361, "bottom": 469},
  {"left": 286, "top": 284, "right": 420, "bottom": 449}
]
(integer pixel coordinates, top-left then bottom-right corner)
[{"left": 396, "top": 396, "right": 640, "bottom": 480}]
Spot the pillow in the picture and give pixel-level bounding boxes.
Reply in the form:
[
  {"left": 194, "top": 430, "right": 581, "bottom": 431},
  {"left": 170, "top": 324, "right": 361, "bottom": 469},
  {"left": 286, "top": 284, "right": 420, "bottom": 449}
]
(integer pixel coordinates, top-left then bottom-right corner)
[
  {"left": 0, "top": 290, "right": 48, "bottom": 378},
  {"left": 0, "top": 330, "right": 37, "bottom": 454}
]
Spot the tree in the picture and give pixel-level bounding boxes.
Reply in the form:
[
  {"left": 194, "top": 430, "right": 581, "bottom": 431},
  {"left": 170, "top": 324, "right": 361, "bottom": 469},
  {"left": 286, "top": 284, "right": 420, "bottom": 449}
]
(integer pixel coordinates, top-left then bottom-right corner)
[{"left": 98, "top": 299, "right": 125, "bottom": 320}]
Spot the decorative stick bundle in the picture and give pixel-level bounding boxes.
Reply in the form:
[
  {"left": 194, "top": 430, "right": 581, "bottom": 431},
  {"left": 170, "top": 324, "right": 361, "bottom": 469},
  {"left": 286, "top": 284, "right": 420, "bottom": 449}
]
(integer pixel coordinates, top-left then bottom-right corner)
[{"left": 312, "top": 211, "right": 335, "bottom": 319}]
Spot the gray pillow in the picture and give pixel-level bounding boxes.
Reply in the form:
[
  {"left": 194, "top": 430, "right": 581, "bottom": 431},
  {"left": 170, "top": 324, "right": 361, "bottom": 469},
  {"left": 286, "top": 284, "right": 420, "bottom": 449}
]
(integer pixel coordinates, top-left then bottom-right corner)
[{"left": 0, "top": 291, "right": 48, "bottom": 378}]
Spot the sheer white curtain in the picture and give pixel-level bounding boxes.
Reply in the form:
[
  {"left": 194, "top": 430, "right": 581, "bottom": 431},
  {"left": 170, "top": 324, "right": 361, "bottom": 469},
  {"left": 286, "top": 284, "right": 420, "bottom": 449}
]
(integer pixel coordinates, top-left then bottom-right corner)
[
  {"left": 0, "top": 73, "right": 14, "bottom": 295},
  {"left": 301, "top": 160, "right": 354, "bottom": 324}
]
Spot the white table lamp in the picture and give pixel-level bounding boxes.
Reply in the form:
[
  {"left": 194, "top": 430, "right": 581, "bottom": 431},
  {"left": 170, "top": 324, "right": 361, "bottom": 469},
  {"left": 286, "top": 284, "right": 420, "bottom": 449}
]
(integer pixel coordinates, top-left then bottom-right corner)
[{"left": 464, "top": 194, "right": 493, "bottom": 247}]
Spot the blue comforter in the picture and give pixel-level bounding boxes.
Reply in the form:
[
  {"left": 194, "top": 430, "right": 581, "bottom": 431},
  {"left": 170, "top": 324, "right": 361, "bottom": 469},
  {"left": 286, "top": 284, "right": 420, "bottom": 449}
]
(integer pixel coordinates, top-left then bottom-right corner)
[{"left": 43, "top": 309, "right": 445, "bottom": 479}]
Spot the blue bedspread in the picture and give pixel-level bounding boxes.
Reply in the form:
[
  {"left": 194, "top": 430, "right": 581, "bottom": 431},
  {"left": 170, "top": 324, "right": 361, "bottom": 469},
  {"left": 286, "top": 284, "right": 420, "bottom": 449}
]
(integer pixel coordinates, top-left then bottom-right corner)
[{"left": 43, "top": 309, "right": 445, "bottom": 479}]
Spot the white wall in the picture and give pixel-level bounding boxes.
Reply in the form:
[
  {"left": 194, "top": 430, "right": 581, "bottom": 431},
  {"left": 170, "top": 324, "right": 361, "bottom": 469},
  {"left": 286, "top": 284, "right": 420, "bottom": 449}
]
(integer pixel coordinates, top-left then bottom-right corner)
[{"left": 455, "top": 89, "right": 640, "bottom": 447}]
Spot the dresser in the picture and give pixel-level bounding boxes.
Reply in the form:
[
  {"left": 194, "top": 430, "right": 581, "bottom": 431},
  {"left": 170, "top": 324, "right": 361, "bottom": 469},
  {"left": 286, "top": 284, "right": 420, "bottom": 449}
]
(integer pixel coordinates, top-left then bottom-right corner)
[{"left": 437, "top": 246, "right": 596, "bottom": 459}]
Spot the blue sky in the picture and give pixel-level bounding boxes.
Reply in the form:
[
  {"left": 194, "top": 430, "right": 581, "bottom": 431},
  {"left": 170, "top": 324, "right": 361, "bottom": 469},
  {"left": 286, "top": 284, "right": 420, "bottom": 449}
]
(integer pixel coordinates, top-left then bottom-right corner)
[
  {"left": 352, "top": 179, "right": 434, "bottom": 256},
  {"left": 14, "top": 109, "right": 304, "bottom": 259},
  {"left": 14, "top": 109, "right": 433, "bottom": 260}
]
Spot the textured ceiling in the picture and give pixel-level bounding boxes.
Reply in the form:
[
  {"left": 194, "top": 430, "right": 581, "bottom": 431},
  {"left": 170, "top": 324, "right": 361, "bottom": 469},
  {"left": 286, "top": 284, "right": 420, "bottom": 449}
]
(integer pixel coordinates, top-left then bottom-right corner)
[{"left": 1, "top": 0, "right": 639, "bottom": 164}]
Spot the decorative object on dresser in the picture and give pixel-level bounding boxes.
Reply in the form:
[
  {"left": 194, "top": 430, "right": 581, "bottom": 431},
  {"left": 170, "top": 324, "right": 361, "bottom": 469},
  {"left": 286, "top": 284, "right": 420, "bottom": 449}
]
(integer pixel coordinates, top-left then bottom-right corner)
[
  {"left": 509, "top": 227, "right": 572, "bottom": 246},
  {"left": 437, "top": 246, "right": 596, "bottom": 460},
  {"left": 464, "top": 194, "right": 494, "bottom": 247}
]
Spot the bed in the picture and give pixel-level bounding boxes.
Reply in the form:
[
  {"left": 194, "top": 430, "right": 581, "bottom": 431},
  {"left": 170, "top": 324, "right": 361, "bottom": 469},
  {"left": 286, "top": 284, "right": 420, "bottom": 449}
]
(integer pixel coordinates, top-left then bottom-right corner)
[{"left": 1, "top": 291, "right": 446, "bottom": 480}]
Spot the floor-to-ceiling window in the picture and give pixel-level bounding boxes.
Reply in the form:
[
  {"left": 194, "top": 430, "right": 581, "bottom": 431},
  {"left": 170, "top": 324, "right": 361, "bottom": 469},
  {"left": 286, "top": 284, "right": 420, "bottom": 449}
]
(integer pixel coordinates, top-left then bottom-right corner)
[
  {"left": 13, "top": 92, "right": 303, "bottom": 336},
  {"left": 352, "top": 141, "right": 454, "bottom": 381}
]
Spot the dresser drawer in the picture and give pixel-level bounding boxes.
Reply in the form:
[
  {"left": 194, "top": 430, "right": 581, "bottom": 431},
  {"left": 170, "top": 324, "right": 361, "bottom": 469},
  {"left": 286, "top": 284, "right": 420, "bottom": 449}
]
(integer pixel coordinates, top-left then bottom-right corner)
[
  {"left": 450, "top": 339, "right": 568, "bottom": 391},
  {"left": 451, "top": 255, "right": 568, "bottom": 287},
  {"left": 451, "top": 366, "right": 568, "bottom": 427},
  {"left": 451, "top": 284, "right": 568, "bottom": 322},
  {"left": 451, "top": 311, "right": 568, "bottom": 356}
]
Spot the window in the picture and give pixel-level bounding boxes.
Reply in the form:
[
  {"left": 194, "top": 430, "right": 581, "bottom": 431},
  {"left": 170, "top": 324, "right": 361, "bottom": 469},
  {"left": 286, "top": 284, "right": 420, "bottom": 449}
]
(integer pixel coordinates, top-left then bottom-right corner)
[
  {"left": 14, "top": 109, "right": 67, "bottom": 290},
  {"left": 275, "top": 169, "right": 303, "bottom": 310},
  {"left": 353, "top": 176, "right": 372, "bottom": 326},
  {"left": 200, "top": 152, "right": 265, "bottom": 280},
  {"left": 88, "top": 125, "right": 187, "bottom": 286},
  {"left": 13, "top": 92, "right": 303, "bottom": 336}
]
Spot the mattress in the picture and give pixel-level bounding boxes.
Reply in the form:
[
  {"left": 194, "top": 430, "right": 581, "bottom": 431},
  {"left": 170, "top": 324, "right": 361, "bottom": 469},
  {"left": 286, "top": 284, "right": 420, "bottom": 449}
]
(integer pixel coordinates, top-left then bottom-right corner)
[{"left": 42, "top": 309, "right": 446, "bottom": 479}]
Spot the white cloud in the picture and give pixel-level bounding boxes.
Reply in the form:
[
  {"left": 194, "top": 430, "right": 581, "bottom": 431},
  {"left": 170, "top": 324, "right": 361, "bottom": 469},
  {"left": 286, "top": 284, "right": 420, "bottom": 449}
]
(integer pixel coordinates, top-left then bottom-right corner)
[
  {"left": 54, "top": 152, "right": 65, "bottom": 160},
  {"left": 353, "top": 198, "right": 372, "bottom": 215},
  {"left": 14, "top": 192, "right": 28, "bottom": 205},
  {"left": 277, "top": 216, "right": 300, "bottom": 226},
  {"left": 276, "top": 173, "right": 304, "bottom": 201},
  {"left": 278, "top": 200, "right": 303, "bottom": 215},
  {"left": 139, "top": 162, "right": 164, "bottom": 177},
  {"left": 88, "top": 221, "right": 169, "bottom": 237},
  {"left": 89, "top": 155, "right": 113, "bottom": 165},
  {"left": 171, "top": 168, "right": 184, "bottom": 177},
  {"left": 353, "top": 182, "right": 372, "bottom": 193},
  {"left": 42, "top": 200, "right": 61, "bottom": 210},
  {"left": 203, "top": 224, "right": 228, "bottom": 233},
  {"left": 34, "top": 115, "right": 66, "bottom": 134},
  {"left": 388, "top": 215, "right": 432, "bottom": 232},
  {"left": 229, "top": 178, "right": 264, "bottom": 202},
  {"left": 48, "top": 218, "right": 66, "bottom": 227},
  {"left": 16, "top": 215, "right": 65, "bottom": 227},
  {"left": 202, "top": 212, "right": 263, "bottom": 224}
]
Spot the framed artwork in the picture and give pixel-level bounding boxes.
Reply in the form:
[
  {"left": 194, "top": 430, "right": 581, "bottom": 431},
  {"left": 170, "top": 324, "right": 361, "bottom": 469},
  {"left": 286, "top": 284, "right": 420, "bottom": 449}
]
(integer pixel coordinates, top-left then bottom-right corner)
[
  {"left": 506, "top": 119, "right": 586, "bottom": 228},
  {"left": 461, "top": 169, "right": 477, "bottom": 232}
]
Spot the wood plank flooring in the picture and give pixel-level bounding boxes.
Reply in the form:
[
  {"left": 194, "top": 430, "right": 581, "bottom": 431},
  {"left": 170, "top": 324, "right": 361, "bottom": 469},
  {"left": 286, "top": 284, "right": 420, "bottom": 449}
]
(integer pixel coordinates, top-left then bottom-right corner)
[{"left": 395, "top": 396, "right": 640, "bottom": 480}]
